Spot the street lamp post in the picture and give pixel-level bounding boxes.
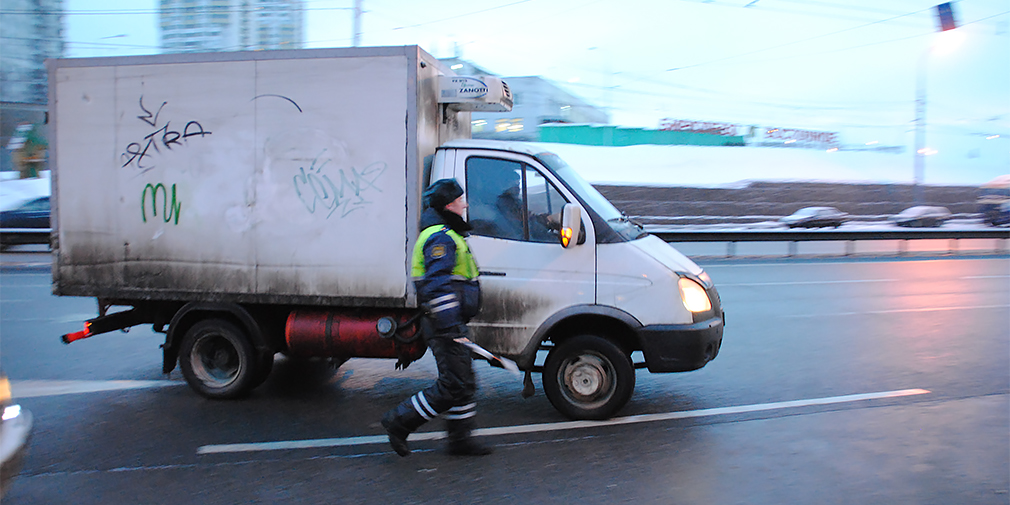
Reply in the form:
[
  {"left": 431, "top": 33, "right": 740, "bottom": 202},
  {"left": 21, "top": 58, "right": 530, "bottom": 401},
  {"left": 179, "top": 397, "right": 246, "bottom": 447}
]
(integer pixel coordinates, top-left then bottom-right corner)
[
  {"left": 913, "top": 49, "right": 929, "bottom": 205},
  {"left": 912, "top": 3, "right": 961, "bottom": 205}
]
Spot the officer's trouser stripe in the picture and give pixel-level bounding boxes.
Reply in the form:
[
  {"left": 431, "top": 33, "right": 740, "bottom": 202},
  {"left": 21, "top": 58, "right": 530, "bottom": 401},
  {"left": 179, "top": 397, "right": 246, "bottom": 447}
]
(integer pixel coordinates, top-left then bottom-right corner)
[
  {"left": 430, "top": 301, "right": 459, "bottom": 313},
  {"left": 430, "top": 294, "right": 456, "bottom": 305},
  {"left": 443, "top": 402, "right": 476, "bottom": 420},
  {"left": 411, "top": 393, "right": 438, "bottom": 420},
  {"left": 429, "top": 294, "right": 459, "bottom": 313}
]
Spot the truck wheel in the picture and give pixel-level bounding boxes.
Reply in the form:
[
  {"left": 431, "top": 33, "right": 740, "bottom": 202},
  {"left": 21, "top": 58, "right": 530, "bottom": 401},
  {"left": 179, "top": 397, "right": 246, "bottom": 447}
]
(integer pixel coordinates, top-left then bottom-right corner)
[
  {"left": 179, "top": 319, "right": 258, "bottom": 399},
  {"left": 543, "top": 335, "right": 635, "bottom": 420}
]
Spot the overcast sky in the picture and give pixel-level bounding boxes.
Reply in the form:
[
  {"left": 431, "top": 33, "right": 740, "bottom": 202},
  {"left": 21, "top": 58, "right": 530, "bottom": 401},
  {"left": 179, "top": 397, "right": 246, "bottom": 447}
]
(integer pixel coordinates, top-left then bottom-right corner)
[{"left": 62, "top": 0, "right": 1010, "bottom": 184}]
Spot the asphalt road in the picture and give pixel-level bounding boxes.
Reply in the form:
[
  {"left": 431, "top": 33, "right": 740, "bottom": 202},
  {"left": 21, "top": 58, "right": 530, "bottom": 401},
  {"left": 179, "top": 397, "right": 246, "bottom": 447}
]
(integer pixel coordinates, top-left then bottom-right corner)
[{"left": 1, "top": 255, "right": 1008, "bottom": 504}]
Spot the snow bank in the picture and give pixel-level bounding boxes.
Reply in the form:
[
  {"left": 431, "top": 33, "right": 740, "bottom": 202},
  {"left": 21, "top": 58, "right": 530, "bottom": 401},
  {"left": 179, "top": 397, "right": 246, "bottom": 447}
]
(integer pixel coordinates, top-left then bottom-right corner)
[{"left": 530, "top": 143, "right": 960, "bottom": 188}]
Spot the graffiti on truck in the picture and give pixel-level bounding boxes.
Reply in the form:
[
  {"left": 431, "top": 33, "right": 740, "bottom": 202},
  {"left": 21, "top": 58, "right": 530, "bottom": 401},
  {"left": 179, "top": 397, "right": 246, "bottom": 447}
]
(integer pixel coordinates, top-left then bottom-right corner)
[
  {"left": 121, "top": 96, "right": 212, "bottom": 172},
  {"left": 142, "top": 183, "right": 182, "bottom": 225},
  {"left": 293, "top": 150, "right": 386, "bottom": 218}
]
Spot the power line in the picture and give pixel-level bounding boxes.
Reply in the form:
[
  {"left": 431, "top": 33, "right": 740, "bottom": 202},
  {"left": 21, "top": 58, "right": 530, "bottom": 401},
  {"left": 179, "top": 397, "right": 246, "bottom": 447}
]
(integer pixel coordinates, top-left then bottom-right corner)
[
  {"left": 620, "top": 4, "right": 933, "bottom": 87},
  {"left": 675, "top": 0, "right": 933, "bottom": 28},
  {"left": 374, "top": 0, "right": 537, "bottom": 31},
  {"left": 600, "top": 8, "right": 1009, "bottom": 96},
  {"left": 0, "top": 6, "right": 356, "bottom": 16}
]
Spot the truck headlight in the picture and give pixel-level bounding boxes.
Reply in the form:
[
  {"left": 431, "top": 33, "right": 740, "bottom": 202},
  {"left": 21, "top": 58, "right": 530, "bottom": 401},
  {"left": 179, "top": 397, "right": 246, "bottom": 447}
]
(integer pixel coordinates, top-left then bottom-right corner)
[
  {"left": 678, "top": 277, "right": 712, "bottom": 313},
  {"left": 3, "top": 404, "right": 22, "bottom": 421}
]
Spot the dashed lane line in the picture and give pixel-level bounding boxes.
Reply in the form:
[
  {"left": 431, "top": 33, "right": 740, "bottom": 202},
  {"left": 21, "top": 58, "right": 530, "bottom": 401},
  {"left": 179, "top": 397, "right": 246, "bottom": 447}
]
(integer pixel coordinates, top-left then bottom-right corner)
[
  {"left": 784, "top": 304, "right": 1010, "bottom": 317},
  {"left": 197, "top": 388, "right": 931, "bottom": 455},
  {"left": 12, "top": 380, "right": 183, "bottom": 398}
]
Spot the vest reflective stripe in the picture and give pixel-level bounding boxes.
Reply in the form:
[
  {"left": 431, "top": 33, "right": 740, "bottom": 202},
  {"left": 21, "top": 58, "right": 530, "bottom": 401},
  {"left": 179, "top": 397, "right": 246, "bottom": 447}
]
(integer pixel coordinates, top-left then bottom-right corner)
[{"left": 411, "top": 225, "right": 479, "bottom": 279}]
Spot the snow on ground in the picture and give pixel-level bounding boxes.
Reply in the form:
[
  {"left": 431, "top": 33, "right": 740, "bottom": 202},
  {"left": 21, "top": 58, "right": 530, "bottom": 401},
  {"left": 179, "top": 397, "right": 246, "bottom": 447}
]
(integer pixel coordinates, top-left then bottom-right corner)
[
  {"left": 530, "top": 143, "right": 971, "bottom": 188},
  {"left": 1, "top": 143, "right": 1000, "bottom": 212}
]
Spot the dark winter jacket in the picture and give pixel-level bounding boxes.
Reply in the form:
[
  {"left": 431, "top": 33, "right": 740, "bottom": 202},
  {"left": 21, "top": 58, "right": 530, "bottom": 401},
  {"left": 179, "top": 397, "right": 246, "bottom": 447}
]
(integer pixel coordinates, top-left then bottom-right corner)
[{"left": 412, "top": 207, "right": 481, "bottom": 333}]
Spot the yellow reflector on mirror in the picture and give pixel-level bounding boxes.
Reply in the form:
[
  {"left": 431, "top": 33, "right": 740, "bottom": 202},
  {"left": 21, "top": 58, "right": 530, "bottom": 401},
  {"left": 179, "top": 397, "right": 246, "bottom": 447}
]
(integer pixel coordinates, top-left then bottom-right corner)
[
  {"left": 561, "top": 227, "right": 573, "bottom": 247},
  {"left": 678, "top": 277, "right": 712, "bottom": 313}
]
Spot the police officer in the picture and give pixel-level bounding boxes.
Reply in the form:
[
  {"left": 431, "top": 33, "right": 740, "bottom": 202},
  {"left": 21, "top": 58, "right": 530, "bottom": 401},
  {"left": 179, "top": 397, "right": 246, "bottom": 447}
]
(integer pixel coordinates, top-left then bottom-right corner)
[{"left": 381, "top": 179, "right": 493, "bottom": 457}]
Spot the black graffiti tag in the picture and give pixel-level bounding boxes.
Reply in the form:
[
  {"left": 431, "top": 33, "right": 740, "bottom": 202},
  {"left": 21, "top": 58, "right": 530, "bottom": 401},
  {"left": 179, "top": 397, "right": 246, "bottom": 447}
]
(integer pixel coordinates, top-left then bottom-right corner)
[{"left": 121, "top": 96, "right": 212, "bottom": 171}]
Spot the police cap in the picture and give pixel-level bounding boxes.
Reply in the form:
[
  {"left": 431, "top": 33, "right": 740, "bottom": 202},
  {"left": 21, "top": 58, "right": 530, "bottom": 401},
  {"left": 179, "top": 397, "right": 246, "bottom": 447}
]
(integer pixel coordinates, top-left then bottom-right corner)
[{"left": 423, "top": 179, "right": 464, "bottom": 210}]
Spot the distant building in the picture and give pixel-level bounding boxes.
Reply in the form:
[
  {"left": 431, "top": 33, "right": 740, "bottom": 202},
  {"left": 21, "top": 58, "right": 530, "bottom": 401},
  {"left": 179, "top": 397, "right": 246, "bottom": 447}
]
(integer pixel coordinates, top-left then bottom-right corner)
[
  {"left": 439, "top": 57, "right": 610, "bottom": 142},
  {"left": 0, "top": 0, "right": 64, "bottom": 104},
  {"left": 160, "top": 0, "right": 304, "bottom": 53}
]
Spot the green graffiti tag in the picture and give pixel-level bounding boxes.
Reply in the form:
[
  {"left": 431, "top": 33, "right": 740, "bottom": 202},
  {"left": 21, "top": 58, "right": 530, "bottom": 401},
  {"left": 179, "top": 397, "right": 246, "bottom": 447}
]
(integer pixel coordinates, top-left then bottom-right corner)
[{"left": 141, "top": 183, "right": 182, "bottom": 225}]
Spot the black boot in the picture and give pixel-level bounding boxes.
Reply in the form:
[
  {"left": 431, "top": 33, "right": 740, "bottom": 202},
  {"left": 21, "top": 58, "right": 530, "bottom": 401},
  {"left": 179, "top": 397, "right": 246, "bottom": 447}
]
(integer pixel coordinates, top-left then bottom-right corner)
[
  {"left": 446, "top": 418, "right": 493, "bottom": 456},
  {"left": 381, "top": 396, "right": 429, "bottom": 457}
]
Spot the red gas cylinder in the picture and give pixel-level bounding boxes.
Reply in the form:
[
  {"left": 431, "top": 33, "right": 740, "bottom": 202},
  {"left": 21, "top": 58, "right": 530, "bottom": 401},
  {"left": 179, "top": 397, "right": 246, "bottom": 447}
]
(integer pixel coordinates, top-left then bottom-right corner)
[{"left": 285, "top": 310, "right": 426, "bottom": 363}]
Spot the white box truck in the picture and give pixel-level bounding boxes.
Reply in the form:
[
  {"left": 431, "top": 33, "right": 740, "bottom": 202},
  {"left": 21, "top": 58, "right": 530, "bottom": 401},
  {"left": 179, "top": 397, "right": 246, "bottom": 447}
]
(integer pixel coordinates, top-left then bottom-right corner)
[{"left": 49, "top": 46, "right": 723, "bottom": 420}]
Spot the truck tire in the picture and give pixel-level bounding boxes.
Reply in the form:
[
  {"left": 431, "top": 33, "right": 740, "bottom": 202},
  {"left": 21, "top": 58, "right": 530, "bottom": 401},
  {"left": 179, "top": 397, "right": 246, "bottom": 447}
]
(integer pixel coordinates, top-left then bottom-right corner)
[
  {"left": 179, "top": 319, "right": 258, "bottom": 399},
  {"left": 542, "top": 335, "right": 635, "bottom": 420}
]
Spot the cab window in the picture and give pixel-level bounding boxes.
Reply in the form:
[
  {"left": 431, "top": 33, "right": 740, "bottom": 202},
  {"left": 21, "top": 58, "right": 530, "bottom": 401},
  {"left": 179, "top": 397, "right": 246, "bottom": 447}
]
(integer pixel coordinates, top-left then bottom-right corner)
[{"left": 465, "top": 157, "right": 566, "bottom": 243}]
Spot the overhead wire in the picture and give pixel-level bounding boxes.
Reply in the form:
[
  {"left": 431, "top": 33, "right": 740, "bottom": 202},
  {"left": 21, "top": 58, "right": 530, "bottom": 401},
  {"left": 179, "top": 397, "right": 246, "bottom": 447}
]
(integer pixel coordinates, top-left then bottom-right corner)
[
  {"left": 618, "top": 4, "right": 934, "bottom": 86},
  {"left": 552, "top": 7, "right": 1009, "bottom": 119},
  {"left": 9, "top": 0, "right": 1006, "bottom": 128}
]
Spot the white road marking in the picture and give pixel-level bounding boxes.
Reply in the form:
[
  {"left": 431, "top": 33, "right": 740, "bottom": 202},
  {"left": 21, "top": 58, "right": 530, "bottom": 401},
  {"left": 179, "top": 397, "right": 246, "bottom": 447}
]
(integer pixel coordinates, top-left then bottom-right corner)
[
  {"left": 2, "top": 314, "right": 97, "bottom": 323},
  {"left": 197, "top": 388, "right": 931, "bottom": 455},
  {"left": 785, "top": 304, "right": 1010, "bottom": 317},
  {"left": 720, "top": 279, "right": 897, "bottom": 287},
  {"left": 719, "top": 276, "right": 1008, "bottom": 287},
  {"left": 703, "top": 258, "right": 1007, "bottom": 269},
  {"left": 12, "top": 380, "right": 183, "bottom": 398}
]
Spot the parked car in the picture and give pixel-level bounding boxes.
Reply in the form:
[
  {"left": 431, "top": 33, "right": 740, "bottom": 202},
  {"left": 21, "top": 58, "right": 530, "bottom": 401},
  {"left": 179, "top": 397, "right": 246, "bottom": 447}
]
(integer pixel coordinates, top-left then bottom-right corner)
[
  {"left": 780, "top": 207, "right": 848, "bottom": 228},
  {"left": 0, "top": 196, "right": 49, "bottom": 229},
  {"left": 889, "top": 206, "right": 952, "bottom": 228},
  {"left": 0, "top": 375, "right": 32, "bottom": 498},
  {"left": 992, "top": 201, "right": 1010, "bottom": 226},
  {"left": 977, "top": 174, "right": 1010, "bottom": 225},
  {"left": 0, "top": 196, "right": 50, "bottom": 249}
]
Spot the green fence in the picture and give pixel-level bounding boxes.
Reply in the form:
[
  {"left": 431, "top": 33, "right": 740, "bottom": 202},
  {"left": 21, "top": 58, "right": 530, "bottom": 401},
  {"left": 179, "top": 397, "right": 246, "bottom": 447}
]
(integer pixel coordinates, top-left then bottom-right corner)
[{"left": 538, "top": 124, "right": 745, "bottom": 147}]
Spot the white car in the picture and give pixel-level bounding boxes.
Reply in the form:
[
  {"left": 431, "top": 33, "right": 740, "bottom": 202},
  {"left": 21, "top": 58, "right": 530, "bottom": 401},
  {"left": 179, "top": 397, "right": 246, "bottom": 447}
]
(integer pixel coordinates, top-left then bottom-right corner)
[
  {"left": 889, "top": 206, "right": 951, "bottom": 228},
  {"left": 780, "top": 207, "right": 848, "bottom": 228},
  {"left": 0, "top": 375, "right": 32, "bottom": 498}
]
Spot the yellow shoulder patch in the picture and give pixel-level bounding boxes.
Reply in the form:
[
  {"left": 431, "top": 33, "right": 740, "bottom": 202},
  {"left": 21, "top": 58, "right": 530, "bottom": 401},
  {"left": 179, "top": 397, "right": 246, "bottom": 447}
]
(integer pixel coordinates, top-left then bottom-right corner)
[{"left": 430, "top": 245, "right": 447, "bottom": 259}]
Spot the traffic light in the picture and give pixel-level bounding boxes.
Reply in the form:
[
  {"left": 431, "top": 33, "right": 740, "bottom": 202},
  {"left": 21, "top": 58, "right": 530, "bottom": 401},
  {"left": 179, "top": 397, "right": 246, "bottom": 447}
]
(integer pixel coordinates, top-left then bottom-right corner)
[{"left": 935, "top": 3, "right": 958, "bottom": 32}]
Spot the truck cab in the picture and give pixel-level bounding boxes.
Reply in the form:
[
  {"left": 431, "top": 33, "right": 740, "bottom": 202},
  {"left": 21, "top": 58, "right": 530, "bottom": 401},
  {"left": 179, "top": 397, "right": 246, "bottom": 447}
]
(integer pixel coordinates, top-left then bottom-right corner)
[{"left": 431, "top": 140, "right": 724, "bottom": 419}]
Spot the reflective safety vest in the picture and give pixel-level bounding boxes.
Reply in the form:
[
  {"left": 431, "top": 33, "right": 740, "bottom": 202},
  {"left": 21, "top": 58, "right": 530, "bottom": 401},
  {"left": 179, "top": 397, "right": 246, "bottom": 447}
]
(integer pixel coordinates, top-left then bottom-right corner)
[{"left": 411, "top": 225, "right": 479, "bottom": 279}]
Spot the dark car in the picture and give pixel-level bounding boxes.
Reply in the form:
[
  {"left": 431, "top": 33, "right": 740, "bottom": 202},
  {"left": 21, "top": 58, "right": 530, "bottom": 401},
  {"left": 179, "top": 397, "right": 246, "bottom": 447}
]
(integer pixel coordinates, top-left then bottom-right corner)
[
  {"left": 0, "top": 196, "right": 50, "bottom": 249},
  {"left": 0, "top": 196, "right": 49, "bottom": 229},
  {"left": 0, "top": 375, "right": 32, "bottom": 498},
  {"left": 992, "top": 201, "right": 1010, "bottom": 226},
  {"left": 888, "top": 206, "right": 952, "bottom": 228},
  {"left": 779, "top": 206, "right": 848, "bottom": 228}
]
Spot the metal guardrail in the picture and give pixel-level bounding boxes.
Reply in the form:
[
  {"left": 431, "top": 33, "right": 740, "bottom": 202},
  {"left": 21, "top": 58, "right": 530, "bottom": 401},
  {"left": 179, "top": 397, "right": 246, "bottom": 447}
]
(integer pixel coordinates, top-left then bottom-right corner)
[
  {"left": 651, "top": 227, "right": 1010, "bottom": 257},
  {"left": 4, "top": 227, "right": 1009, "bottom": 253},
  {"left": 0, "top": 228, "right": 50, "bottom": 247},
  {"left": 651, "top": 228, "right": 1010, "bottom": 242}
]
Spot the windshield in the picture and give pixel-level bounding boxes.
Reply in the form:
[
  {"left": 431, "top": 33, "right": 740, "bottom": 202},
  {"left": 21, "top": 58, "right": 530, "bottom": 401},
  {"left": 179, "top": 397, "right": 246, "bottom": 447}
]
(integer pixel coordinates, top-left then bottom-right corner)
[{"left": 536, "top": 152, "right": 647, "bottom": 240}]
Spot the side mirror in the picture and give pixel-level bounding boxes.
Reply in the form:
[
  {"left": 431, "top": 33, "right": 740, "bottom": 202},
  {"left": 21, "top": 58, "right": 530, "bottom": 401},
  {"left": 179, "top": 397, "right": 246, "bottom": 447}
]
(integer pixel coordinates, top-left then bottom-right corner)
[{"left": 560, "top": 203, "right": 582, "bottom": 248}]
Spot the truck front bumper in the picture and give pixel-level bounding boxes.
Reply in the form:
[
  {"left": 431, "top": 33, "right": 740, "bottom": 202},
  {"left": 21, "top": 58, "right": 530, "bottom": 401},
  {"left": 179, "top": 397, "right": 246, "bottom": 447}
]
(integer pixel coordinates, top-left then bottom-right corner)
[{"left": 637, "top": 313, "right": 724, "bottom": 373}]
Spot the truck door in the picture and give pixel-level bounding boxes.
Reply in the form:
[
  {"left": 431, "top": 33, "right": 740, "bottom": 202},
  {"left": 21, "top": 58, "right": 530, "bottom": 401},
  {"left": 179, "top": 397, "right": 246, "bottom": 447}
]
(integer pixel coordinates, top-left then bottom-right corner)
[{"left": 452, "top": 151, "right": 596, "bottom": 357}]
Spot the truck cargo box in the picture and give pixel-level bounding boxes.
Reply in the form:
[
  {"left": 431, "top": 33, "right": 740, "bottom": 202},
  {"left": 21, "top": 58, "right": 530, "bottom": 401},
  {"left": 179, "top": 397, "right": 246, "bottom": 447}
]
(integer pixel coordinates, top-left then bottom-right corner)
[{"left": 49, "top": 46, "right": 469, "bottom": 307}]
